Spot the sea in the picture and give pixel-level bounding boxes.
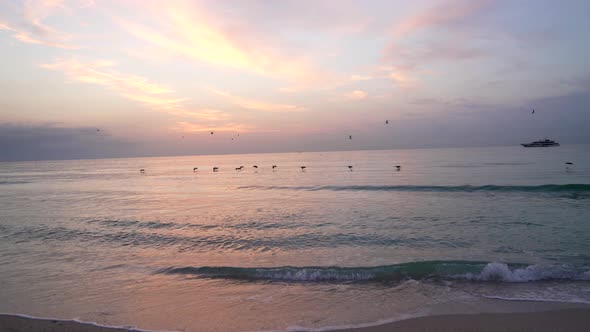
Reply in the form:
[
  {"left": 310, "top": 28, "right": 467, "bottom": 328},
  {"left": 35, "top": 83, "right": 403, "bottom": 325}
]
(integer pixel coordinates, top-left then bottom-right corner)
[{"left": 1, "top": 145, "right": 589, "bottom": 331}]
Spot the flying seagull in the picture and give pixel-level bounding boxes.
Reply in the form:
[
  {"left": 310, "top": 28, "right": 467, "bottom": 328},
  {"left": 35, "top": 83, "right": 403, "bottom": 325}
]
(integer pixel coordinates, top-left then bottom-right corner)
[
  {"left": 385, "top": 120, "right": 389, "bottom": 124},
  {"left": 193, "top": 167, "right": 198, "bottom": 172},
  {"left": 211, "top": 131, "right": 214, "bottom": 135},
  {"left": 349, "top": 135, "right": 352, "bottom": 140},
  {"left": 532, "top": 109, "right": 535, "bottom": 114},
  {"left": 347, "top": 165, "right": 353, "bottom": 170}
]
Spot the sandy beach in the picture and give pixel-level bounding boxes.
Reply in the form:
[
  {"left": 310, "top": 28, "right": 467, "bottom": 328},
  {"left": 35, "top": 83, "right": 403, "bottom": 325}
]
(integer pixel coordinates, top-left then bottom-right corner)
[{"left": 0, "top": 309, "right": 588, "bottom": 332}]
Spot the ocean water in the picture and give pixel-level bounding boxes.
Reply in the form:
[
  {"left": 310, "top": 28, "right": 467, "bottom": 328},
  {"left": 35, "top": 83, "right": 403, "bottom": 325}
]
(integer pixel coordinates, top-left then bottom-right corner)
[{"left": 1, "top": 145, "right": 589, "bottom": 331}]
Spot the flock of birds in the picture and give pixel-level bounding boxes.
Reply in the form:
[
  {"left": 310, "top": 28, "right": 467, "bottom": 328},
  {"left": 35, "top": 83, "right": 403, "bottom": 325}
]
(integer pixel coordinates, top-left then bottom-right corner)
[
  {"left": 139, "top": 164, "right": 402, "bottom": 173},
  {"left": 133, "top": 116, "right": 574, "bottom": 174}
]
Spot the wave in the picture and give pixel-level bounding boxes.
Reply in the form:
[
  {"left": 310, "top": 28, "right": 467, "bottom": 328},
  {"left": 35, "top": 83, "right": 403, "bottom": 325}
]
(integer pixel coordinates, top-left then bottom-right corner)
[
  {"left": 482, "top": 295, "right": 590, "bottom": 305},
  {"left": 0, "top": 180, "right": 30, "bottom": 185},
  {"left": 237, "top": 184, "right": 590, "bottom": 193},
  {"left": 157, "top": 261, "right": 590, "bottom": 283}
]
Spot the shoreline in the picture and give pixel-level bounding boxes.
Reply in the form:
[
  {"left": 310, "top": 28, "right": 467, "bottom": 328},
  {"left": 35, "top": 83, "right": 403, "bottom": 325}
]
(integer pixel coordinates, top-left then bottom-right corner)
[{"left": 1, "top": 308, "right": 589, "bottom": 332}]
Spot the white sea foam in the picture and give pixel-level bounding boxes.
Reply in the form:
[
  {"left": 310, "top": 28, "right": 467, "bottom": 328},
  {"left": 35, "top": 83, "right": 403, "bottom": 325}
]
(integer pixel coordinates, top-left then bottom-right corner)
[
  {"left": 459, "top": 262, "right": 590, "bottom": 282},
  {"left": 483, "top": 295, "right": 590, "bottom": 305}
]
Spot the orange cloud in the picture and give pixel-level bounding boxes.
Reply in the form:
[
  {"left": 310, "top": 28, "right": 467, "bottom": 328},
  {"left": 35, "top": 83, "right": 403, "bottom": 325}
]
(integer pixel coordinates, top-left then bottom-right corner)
[
  {"left": 211, "top": 89, "right": 304, "bottom": 112},
  {"left": 42, "top": 59, "right": 176, "bottom": 97},
  {"left": 41, "top": 59, "right": 237, "bottom": 121},
  {"left": 174, "top": 121, "right": 254, "bottom": 133},
  {"left": 344, "top": 90, "right": 368, "bottom": 100},
  {"left": 350, "top": 75, "right": 373, "bottom": 81},
  {"left": 116, "top": 4, "right": 324, "bottom": 84},
  {"left": 0, "top": 22, "right": 14, "bottom": 31}
]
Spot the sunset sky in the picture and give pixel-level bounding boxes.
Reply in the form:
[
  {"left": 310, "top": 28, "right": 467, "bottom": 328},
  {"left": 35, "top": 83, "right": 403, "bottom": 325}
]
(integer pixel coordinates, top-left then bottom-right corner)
[{"left": 1, "top": 0, "right": 589, "bottom": 161}]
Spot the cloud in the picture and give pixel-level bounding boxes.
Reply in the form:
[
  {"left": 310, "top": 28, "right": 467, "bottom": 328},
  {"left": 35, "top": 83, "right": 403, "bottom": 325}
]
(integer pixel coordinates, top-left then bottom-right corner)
[
  {"left": 344, "top": 90, "right": 368, "bottom": 100},
  {"left": 211, "top": 89, "right": 304, "bottom": 112},
  {"left": 350, "top": 75, "right": 373, "bottom": 82},
  {"left": 381, "top": 0, "right": 494, "bottom": 86},
  {"left": 41, "top": 59, "right": 244, "bottom": 131},
  {"left": 0, "top": 0, "right": 80, "bottom": 49},
  {"left": 173, "top": 121, "right": 254, "bottom": 133},
  {"left": 116, "top": 4, "right": 325, "bottom": 84},
  {"left": 393, "top": 0, "right": 494, "bottom": 36},
  {"left": 0, "top": 123, "right": 139, "bottom": 161},
  {"left": 0, "top": 22, "right": 15, "bottom": 31},
  {"left": 41, "top": 58, "right": 184, "bottom": 110}
]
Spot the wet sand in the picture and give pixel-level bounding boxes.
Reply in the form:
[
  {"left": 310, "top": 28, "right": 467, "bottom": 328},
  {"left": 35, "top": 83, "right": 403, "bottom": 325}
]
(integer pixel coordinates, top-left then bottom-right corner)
[
  {"left": 1, "top": 309, "right": 589, "bottom": 332},
  {"left": 334, "top": 308, "right": 590, "bottom": 332},
  {"left": 0, "top": 315, "right": 141, "bottom": 332}
]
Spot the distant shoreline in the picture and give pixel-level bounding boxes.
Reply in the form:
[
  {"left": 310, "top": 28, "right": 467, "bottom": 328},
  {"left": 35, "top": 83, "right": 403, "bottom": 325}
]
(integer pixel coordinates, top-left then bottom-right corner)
[{"left": 1, "top": 309, "right": 589, "bottom": 332}]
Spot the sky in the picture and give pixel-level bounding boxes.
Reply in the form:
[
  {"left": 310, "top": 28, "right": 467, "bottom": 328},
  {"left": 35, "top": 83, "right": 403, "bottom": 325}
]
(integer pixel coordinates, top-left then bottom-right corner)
[{"left": 1, "top": 0, "right": 589, "bottom": 161}]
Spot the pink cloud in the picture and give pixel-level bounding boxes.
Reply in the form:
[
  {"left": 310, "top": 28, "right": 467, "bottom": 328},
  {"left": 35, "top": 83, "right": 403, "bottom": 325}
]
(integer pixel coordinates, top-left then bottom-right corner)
[
  {"left": 393, "top": 0, "right": 495, "bottom": 36},
  {"left": 115, "top": 3, "right": 328, "bottom": 85},
  {"left": 0, "top": 0, "right": 82, "bottom": 49}
]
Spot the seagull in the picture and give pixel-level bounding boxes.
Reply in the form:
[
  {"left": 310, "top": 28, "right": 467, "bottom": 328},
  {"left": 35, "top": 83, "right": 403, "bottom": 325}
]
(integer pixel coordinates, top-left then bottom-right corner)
[
  {"left": 300, "top": 166, "right": 307, "bottom": 170},
  {"left": 349, "top": 135, "right": 352, "bottom": 140},
  {"left": 253, "top": 165, "right": 258, "bottom": 169},
  {"left": 565, "top": 162, "right": 573, "bottom": 165},
  {"left": 272, "top": 165, "right": 277, "bottom": 169},
  {"left": 235, "top": 167, "right": 242, "bottom": 171},
  {"left": 394, "top": 165, "right": 401, "bottom": 170},
  {"left": 210, "top": 131, "right": 214, "bottom": 135},
  {"left": 347, "top": 165, "right": 353, "bottom": 170},
  {"left": 96, "top": 129, "right": 100, "bottom": 132},
  {"left": 532, "top": 109, "right": 535, "bottom": 114},
  {"left": 385, "top": 120, "right": 389, "bottom": 124},
  {"left": 213, "top": 167, "right": 219, "bottom": 172},
  {"left": 139, "top": 169, "right": 145, "bottom": 173},
  {"left": 193, "top": 167, "right": 198, "bottom": 172}
]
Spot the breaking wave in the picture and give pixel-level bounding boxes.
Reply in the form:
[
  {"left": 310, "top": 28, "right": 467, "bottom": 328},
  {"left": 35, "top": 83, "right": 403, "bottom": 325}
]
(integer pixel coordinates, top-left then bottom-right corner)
[
  {"left": 237, "top": 184, "right": 590, "bottom": 193},
  {"left": 157, "top": 261, "right": 590, "bottom": 283}
]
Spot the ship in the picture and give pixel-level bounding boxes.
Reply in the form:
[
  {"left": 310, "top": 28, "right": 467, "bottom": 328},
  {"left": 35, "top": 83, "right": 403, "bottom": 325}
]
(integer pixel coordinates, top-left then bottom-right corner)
[{"left": 521, "top": 139, "right": 560, "bottom": 147}]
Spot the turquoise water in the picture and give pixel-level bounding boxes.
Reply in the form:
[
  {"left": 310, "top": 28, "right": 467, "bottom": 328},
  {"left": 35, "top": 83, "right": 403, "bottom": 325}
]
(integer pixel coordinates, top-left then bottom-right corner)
[{"left": 0, "top": 145, "right": 589, "bottom": 331}]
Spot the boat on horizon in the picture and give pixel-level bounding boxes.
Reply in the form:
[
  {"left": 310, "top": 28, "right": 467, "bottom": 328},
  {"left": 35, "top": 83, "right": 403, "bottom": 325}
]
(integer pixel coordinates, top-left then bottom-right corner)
[{"left": 521, "top": 139, "right": 560, "bottom": 147}]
